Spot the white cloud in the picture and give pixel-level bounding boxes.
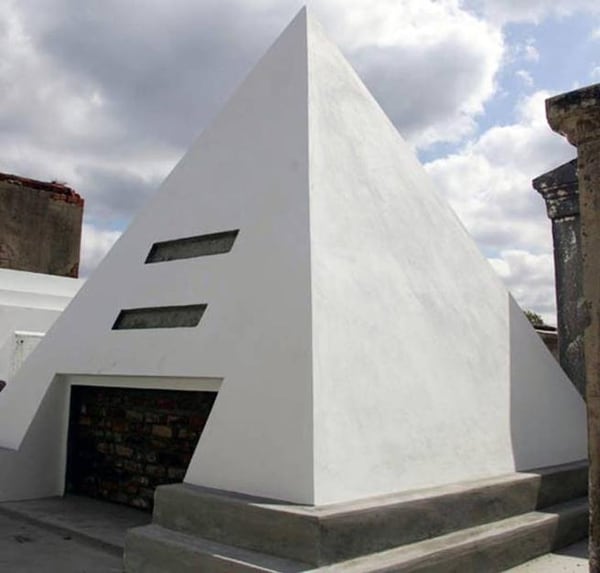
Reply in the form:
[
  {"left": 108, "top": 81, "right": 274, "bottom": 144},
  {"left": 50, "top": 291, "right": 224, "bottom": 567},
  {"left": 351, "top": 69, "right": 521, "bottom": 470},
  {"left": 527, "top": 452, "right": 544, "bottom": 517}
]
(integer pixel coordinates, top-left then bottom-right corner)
[
  {"left": 425, "top": 90, "right": 576, "bottom": 322},
  {"left": 11, "top": 0, "right": 505, "bottom": 154},
  {"left": 591, "top": 65, "right": 600, "bottom": 81},
  {"left": 0, "top": 0, "right": 511, "bottom": 276},
  {"left": 523, "top": 44, "right": 540, "bottom": 62},
  {"left": 324, "top": 0, "right": 504, "bottom": 147},
  {"left": 468, "top": 0, "right": 600, "bottom": 24},
  {"left": 0, "top": 2, "right": 116, "bottom": 148},
  {"left": 516, "top": 69, "right": 534, "bottom": 87},
  {"left": 489, "top": 250, "right": 556, "bottom": 324},
  {"left": 80, "top": 224, "right": 121, "bottom": 278},
  {"left": 506, "top": 37, "right": 539, "bottom": 65},
  {"left": 0, "top": 0, "right": 182, "bottom": 225}
]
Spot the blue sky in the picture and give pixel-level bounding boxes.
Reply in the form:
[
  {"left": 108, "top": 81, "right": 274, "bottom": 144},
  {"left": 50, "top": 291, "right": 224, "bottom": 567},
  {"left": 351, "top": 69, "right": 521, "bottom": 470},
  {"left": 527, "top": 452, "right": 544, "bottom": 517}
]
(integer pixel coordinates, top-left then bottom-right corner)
[
  {"left": 0, "top": 0, "right": 599, "bottom": 323},
  {"left": 483, "top": 16, "right": 599, "bottom": 128}
]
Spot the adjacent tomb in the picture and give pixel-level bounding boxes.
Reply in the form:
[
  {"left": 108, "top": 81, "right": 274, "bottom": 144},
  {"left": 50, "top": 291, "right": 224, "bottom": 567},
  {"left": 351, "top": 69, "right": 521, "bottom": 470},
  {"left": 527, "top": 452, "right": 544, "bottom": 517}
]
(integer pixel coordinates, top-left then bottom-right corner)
[
  {"left": 533, "top": 159, "right": 586, "bottom": 397},
  {"left": 0, "top": 173, "right": 84, "bottom": 278}
]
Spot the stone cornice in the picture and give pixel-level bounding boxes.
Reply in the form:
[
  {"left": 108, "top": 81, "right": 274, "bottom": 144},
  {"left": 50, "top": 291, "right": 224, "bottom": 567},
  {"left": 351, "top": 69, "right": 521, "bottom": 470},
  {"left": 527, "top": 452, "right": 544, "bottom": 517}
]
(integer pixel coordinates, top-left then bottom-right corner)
[
  {"left": 532, "top": 159, "right": 579, "bottom": 219},
  {"left": 546, "top": 83, "right": 600, "bottom": 146}
]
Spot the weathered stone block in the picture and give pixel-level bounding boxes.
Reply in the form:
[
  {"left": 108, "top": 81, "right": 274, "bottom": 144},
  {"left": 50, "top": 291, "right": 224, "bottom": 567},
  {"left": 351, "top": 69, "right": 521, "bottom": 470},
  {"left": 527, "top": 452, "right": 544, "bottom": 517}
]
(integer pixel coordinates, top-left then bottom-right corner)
[
  {"left": 116, "top": 445, "right": 134, "bottom": 458},
  {"left": 152, "top": 425, "right": 173, "bottom": 439}
]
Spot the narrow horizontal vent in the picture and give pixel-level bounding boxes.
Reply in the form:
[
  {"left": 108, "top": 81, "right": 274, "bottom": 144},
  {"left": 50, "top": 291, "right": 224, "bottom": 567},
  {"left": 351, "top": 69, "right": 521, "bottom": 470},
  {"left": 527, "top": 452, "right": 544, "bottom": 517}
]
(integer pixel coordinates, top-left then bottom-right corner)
[
  {"left": 112, "top": 305, "right": 207, "bottom": 330},
  {"left": 145, "top": 230, "right": 239, "bottom": 263}
]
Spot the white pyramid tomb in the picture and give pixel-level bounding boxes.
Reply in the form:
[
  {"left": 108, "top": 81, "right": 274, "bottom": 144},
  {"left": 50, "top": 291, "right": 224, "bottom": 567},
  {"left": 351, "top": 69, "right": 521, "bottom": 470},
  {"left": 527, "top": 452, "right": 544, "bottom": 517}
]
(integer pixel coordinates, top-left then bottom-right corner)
[{"left": 0, "top": 8, "right": 586, "bottom": 505}]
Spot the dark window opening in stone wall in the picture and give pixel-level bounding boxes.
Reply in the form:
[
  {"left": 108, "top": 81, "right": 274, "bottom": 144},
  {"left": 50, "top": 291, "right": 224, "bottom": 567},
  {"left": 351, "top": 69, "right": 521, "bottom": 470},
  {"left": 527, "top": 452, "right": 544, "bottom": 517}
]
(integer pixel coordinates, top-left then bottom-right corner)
[
  {"left": 145, "top": 229, "right": 239, "bottom": 264},
  {"left": 66, "top": 386, "right": 217, "bottom": 512},
  {"left": 112, "top": 304, "right": 207, "bottom": 330}
]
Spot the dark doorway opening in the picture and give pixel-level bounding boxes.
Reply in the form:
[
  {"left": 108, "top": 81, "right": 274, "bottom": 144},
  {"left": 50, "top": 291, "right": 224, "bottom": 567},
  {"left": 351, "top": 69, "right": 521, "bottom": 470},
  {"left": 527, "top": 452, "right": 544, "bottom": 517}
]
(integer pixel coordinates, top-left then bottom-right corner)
[{"left": 66, "top": 386, "right": 217, "bottom": 511}]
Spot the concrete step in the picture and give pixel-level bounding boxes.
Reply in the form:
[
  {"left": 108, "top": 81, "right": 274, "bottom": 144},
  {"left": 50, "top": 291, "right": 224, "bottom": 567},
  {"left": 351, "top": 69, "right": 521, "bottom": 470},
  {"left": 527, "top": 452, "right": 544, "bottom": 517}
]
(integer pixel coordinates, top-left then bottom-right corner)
[
  {"left": 124, "top": 498, "right": 587, "bottom": 573},
  {"left": 151, "top": 460, "right": 587, "bottom": 565},
  {"left": 325, "top": 497, "right": 588, "bottom": 572},
  {"left": 124, "top": 523, "right": 310, "bottom": 573}
]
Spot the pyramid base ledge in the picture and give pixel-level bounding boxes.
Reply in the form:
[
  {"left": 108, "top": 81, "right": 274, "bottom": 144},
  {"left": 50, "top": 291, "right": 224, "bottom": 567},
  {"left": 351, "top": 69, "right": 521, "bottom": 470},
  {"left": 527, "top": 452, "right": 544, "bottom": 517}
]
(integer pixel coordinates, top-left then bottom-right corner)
[{"left": 123, "top": 460, "right": 587, "bottom": 571}]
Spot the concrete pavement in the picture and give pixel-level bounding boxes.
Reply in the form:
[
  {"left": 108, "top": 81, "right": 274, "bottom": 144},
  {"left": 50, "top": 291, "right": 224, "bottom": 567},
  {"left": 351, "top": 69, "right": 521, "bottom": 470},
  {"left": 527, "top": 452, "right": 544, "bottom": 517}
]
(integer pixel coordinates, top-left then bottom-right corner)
[
  {"left": 0, "top": 495, "right": 150, "bottom": 573},
  {"left": 0, "top": 495, "right": 150, "bottom": 554},
  {"left": 0, "top": 510, "right": 122, "bottom": 573}
]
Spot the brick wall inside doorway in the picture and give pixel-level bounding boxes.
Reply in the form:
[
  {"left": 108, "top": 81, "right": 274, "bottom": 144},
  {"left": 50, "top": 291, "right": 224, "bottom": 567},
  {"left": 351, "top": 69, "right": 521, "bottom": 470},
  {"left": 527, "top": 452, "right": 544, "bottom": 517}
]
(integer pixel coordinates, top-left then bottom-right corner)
[{"left": 66, "top": 386, "right": 217, "bottom": 511}]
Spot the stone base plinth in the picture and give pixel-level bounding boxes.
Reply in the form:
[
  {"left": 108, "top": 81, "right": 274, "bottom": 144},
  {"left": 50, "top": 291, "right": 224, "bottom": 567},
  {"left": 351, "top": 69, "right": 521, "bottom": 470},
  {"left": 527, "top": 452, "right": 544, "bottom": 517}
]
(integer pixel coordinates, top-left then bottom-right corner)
[{"left": 124, "top": 460, "right": 588, "bottom": 572}]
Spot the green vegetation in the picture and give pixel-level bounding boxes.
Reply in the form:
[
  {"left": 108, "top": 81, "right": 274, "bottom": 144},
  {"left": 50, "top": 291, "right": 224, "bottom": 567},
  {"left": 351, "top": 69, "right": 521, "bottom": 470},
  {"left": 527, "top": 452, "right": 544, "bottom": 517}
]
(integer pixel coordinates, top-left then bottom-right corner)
[{"left": 524, "top": 309, "right": 544, "bottom": 327}]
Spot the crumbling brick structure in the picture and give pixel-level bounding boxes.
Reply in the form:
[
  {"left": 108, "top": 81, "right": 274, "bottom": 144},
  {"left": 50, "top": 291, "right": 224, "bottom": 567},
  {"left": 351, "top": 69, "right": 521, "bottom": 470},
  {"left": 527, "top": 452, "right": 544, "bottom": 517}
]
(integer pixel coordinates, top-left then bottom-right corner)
[{"left": 0, "top": 172, "right": 84, "bottom": 277}]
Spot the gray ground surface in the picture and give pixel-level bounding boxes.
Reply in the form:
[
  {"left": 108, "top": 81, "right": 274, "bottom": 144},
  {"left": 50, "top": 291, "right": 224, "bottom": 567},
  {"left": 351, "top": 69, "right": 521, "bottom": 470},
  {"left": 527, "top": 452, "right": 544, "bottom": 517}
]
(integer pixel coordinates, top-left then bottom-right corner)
[
  {"left": 0, "top": 495, "right": 150, "bottom": 551},
  {"left": 0, "top": 511, "right": 122, "bottom": 572}
]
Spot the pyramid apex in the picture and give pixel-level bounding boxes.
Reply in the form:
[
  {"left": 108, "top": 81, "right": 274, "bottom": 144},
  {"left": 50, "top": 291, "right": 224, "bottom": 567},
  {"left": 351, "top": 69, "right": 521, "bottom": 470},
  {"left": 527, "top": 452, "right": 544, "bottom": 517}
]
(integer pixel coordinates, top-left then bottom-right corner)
[
  {"left": 286, "top": 5, "right": 308, "bottom": 28},
  {"left": 284, "top": 5, "right": 324, "bottom": 38}
]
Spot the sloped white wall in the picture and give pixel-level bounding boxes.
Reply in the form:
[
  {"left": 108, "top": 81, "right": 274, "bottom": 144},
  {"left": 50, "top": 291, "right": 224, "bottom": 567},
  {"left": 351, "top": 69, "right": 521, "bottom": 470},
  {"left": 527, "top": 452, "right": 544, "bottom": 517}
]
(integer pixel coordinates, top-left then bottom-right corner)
[
  {"left": 305, "top": 13, "right": 585, "bottom": 504},
  {"left": 0, "top": 10, "right": 315, "bottom": 504}
]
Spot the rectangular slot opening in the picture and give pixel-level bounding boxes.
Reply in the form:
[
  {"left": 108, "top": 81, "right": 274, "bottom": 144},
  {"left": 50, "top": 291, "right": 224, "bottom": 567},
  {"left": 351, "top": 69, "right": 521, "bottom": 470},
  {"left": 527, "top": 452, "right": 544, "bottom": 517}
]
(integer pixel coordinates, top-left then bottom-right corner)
[
  {"left": 145, "top": 230, "right": 239, "bottom": 263},
  {"left": 112, "top": 304, "right": 207, "bottom": 330}
]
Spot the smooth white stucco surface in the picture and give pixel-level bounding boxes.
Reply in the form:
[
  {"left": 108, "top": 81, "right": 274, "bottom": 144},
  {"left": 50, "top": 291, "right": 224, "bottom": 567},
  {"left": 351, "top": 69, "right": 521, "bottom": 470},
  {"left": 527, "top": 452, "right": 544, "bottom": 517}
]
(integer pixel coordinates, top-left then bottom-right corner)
[
  {"left": 304, "top": 15, "right": 585, "bottom": 503},
  {"left": 0, "top": 9, "right": 587, "bottom": 505},
  {"left": 0, "top": 268, "right": 82, "bottom": 311},
  {"left": 0, "top": 269, "right": 82, "bottom": 383},
  {"left": 0, "top": 270, "right": 82, "bottom": 501},
  {"left": 9, "top": 332, "right": 44, "bottom": 379}
]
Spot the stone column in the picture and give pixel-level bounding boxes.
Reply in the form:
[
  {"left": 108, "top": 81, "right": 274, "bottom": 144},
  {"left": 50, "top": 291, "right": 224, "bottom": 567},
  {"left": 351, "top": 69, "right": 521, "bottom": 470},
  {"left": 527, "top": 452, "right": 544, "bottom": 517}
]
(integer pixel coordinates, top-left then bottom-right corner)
[
  {"left": 546, "top": 83, "right": 600, "bottom": 572},
  {"left": 533, "top": 159, "right": 586, "bottom": 398}
]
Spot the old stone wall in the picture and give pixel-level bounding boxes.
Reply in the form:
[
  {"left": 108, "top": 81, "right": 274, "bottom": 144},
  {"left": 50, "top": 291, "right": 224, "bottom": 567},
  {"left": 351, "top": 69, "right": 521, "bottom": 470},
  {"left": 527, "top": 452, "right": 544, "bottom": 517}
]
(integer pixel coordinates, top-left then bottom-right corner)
[
  {"left": 66, "top": 386, "right": 216, "bottom": 511},
  {"left": 0, "top": 173, "right": 83, "bottom": 277},
  {"left": 533, "top": 159, "right": 585, "bottom": 398}
]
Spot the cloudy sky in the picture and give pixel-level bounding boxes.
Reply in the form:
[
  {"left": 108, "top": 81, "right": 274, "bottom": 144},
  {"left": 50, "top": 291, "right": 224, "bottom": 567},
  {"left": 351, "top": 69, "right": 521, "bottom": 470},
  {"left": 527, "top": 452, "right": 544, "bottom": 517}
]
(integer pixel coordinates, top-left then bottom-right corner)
[{"left": 1, "top": 0, "right": 599, "bottom": 324}]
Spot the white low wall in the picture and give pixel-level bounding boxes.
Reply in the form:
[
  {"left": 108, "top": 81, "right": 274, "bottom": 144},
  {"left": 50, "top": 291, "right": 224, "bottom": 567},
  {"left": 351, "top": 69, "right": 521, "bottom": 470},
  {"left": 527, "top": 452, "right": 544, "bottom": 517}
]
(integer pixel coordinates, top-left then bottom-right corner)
[{"left": 0, "top": 269, "right": 83, "bottom": 383}]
